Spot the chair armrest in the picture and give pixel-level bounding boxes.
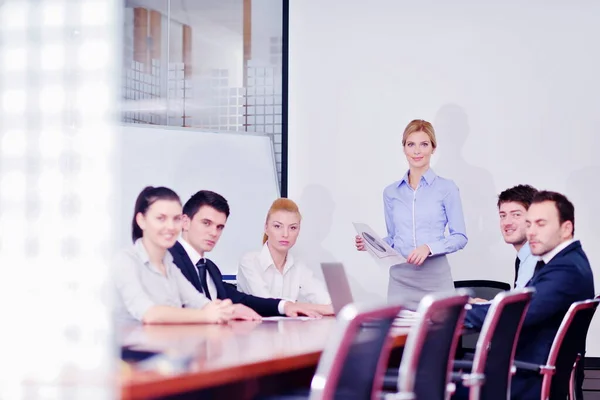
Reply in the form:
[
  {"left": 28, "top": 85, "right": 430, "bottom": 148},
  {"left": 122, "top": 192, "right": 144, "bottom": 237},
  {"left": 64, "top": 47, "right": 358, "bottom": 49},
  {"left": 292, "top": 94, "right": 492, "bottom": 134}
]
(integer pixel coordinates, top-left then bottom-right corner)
[
  {"left": 453, "top": 360, "right": 473, "bottom": 371},
  {"left": 382, "top": 369, "right": 399, "bottom": 391},
  {"left": 514, "top": 360, "right": 543, "bottom": 373},
  {"left": 515, "top": 359, "right": 556, "bottom": 376},
  {"left": 450, "top": 371, "right": 463, "bottom": 382},
  {"left": 514, "top": 360, "right": 540, "bottom": 371}
]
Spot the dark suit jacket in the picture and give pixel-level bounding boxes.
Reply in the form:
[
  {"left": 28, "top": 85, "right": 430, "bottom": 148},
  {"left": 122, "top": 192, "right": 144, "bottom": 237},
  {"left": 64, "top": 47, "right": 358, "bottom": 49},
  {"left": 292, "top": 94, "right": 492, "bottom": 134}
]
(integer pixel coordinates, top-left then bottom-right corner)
[
  {"left": 169, "top": 241, "right": 281, "bottom": 317},
  {"left": 464, "top": 240, "right": 595, "bottom": 400}
]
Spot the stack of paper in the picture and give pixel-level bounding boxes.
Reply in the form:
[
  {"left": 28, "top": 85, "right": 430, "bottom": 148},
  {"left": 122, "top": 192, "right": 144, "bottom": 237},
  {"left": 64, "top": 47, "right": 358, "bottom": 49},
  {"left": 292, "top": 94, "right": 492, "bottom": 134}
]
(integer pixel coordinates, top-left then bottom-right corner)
[{"left": 392, "top": 310, "right": 420, "bottom": 326}]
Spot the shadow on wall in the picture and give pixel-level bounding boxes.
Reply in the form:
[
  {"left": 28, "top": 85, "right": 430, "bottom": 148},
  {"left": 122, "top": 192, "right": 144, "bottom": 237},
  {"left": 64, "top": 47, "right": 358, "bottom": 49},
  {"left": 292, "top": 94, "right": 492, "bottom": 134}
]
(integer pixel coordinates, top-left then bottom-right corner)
[
  {"left": 566, "top": 166, "right": 600, "bottom": 265},
  {"left": 566, "top": 166, "right": 600, "bottom": 356},
  {"left": 294, "top": 184, "right": 374, "bottom": 300},
  {"left": 434, "top": 104, "right": 498, "bottom": 279},
  {"left": 295, "top": 184, "right": 336, "bottom": 274}
]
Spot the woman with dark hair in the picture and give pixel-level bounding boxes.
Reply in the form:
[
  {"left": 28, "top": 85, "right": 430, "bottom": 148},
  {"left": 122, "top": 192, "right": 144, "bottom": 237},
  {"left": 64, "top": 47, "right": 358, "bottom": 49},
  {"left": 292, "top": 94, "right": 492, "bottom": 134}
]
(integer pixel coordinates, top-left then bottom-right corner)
[{"left": 114, "top": 186, "right": 235, "bottom": 324}]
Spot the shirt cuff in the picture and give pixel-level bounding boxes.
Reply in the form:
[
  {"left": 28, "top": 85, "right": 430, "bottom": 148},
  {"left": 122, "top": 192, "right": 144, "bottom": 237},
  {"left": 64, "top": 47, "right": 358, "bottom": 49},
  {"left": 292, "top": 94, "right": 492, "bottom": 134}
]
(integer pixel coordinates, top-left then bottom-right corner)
[
  {"left": 425, "top": 244, "right": 433, "bottom": 256},
  {"left": 426, "top": 242, "right": 445, "bottom": 256},
  {"left": 278, "top": 300, "right": 287, "bottom": 315}
]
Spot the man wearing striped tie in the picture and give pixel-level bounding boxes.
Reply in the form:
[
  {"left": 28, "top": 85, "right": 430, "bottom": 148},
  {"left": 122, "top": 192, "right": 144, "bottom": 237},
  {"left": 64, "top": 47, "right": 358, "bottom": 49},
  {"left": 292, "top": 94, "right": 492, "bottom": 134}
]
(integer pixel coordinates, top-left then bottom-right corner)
[{"left": 169, "top": 190, "right": 323, "bottom": 319}]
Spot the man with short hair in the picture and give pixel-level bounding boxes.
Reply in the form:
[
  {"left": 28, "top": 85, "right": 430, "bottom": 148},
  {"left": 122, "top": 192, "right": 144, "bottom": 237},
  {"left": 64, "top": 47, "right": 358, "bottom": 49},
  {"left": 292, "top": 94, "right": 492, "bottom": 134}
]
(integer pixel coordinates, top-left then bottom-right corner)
[
  {"left": 497, "top": 184, "right": 538, "bottom": 287},
  {"left": 465, "top": 191, "right": 595, "bottom": 399},
  {"left": 169, "top": 190, "right": 321, "bottom": 319}
]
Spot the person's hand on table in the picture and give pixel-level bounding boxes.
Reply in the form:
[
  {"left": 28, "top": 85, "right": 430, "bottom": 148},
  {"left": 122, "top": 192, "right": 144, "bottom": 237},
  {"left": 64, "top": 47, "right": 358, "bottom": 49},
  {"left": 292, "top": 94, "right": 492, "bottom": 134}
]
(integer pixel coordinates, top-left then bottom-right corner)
[
  {"left": 201, "top": 299, "right": 235, "bottom": 323},
  {"left": 231, "top": 303, "right": 262, "bottom": 321},
  {"left": 468, "top": 297, "right": 488, "bottom": 304},
  {"left": 283, "top": 302, "right": 323, "bottom": 318},
  {"left": 306, "top": 303, "right": 334, "bottom": 316}
]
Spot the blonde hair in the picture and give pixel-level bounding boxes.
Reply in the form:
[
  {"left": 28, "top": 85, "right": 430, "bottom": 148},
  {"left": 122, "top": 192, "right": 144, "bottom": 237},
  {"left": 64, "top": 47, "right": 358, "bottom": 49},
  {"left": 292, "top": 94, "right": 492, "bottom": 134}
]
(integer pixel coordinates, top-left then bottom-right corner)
[
  {"left": 402, "top": 119, "right": 437, "bottom": 149},
  {"left": 263, "top": 198, "right": 302, "bottom": 244}
]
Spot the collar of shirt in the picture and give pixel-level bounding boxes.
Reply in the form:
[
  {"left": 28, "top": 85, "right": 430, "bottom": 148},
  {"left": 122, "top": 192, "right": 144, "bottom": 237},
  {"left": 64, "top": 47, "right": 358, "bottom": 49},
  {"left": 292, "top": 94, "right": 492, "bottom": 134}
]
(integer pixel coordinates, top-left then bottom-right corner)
[
  {"left": 178, "top": 237, "right": 203, "bottom": 266},
  {"left": 260, "top": 242, "right": 295, "bottom": 274},
  {"left": 398, "top": 168, "right": 437, "bottom": 188},
  {"left": 541, "top": 238, "right": 576, "bottom": 264},
  {"left": 134, "top": 238, "right": 174, "bottom": 276},
  {"left": 517, "top": 241, "right": 533, "bottom": 261}
]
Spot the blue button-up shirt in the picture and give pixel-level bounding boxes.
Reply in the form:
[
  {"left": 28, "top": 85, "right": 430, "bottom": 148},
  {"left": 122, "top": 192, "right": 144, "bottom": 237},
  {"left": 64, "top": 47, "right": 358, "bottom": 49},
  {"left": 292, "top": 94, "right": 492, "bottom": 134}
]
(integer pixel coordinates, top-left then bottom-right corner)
[
  {"left": 515, "top": 241, "right": 537, "bottom": 288},
  {"left": 382, "top": 169, "right": 468, "bottom": 258}
]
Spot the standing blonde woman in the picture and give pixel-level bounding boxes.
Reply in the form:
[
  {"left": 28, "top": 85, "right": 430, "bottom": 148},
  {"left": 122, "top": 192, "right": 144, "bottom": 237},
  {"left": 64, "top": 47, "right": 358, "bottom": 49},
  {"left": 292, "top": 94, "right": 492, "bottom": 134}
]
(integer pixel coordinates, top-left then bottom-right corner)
[
  {"left": 237, "top": 198, "right": 334, "bottom": 315},
  {"left": 355, "top": 119, "right": 468, "bottom": 310}
]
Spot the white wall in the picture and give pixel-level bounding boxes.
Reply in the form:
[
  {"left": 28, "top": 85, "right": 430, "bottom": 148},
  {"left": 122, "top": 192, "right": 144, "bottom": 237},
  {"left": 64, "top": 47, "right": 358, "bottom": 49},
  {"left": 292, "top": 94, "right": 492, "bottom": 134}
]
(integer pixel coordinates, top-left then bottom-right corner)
[{"left": 288, "top": 0, "right": 600, "bottom": 355}]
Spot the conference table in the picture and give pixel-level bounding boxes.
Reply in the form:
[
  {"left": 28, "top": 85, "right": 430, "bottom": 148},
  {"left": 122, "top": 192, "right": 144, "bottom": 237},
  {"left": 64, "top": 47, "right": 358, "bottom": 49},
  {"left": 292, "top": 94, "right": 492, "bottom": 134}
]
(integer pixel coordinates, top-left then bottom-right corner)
[{"left": 120, "top": 317, "right": 410, "bottom": 399}]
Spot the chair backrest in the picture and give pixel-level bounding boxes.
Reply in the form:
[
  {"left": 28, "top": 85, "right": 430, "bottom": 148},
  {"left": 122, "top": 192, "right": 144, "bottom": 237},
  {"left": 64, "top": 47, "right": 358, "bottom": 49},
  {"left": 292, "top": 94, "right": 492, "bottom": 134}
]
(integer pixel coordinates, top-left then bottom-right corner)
[
  {"left": 309, "top": 301, "right": 403, "bottom": 400},
  {"left": 541, "top": 297, "right": 600, "bottom": 399},
  {"left": 453, "top": 280, "right": 511, "bottom": 353},
  {"left": 396, "top": 290, "right": 471, "bottom": 400},
  {"left": 454, "top": 280, "right": 511, "bottom": 301},
  {"left": 469, "top": 288, "right": 535, "bottom": 400}
]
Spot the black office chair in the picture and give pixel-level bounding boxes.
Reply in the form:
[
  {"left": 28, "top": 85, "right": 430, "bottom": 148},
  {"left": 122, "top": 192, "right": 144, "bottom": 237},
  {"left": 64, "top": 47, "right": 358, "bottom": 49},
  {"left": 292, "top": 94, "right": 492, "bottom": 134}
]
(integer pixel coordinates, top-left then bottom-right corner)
[
  {"left": 514, "top": 297, "right": 600, "bottom": 400},
  {"left": 384, "top": 290, "right": 471, "bottom": 399},
  {"left": 570, "top": 294, "right": 600, "bottom": 400},
  {"left": 263, "top": 301, "right": 404, "bottom": 400},
  {"left": 454, "top": 280, "right": 511, "bottom": 355},
  {"left": 454, "top": 280, "right": 511, "bottom": 299},
  {"left": 452, "top": 288, "right": 535, "bottom": 400}
]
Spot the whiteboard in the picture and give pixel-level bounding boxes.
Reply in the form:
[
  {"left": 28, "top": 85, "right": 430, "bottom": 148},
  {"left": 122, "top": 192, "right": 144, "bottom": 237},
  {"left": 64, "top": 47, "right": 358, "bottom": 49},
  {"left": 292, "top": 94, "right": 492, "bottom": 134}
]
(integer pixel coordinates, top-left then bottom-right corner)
[{"left": 116, "top": 124, "right": 280, "bottom": 274}]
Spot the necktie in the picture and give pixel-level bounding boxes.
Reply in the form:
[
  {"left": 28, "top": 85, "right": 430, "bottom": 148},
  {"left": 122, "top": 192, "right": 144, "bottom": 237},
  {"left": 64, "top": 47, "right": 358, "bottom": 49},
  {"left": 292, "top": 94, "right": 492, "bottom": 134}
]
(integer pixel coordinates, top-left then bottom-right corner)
[
  {"left": 196, "top": 258, "right": 212, "bottom": 300},
  {"left": 514, "top": 256, "right": 521, "bottom": 288},
  {"left": 534, "top": 259, "right": 546, "bottom": 275}
]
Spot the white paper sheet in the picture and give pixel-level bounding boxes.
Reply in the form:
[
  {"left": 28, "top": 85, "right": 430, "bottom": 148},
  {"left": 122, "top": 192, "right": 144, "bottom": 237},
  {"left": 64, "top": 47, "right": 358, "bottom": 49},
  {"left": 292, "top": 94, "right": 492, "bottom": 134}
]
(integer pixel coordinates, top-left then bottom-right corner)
[
  {"left": 261, "top": 316, "right": 317, "bottom": 321},
  {"left": 353, "top": 222, "right": 407, "bottom": 268}
]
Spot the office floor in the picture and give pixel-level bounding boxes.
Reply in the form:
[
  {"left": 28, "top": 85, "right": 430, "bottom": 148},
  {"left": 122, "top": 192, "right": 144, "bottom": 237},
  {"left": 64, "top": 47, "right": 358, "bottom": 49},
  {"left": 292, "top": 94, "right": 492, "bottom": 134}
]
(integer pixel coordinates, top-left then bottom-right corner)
[{"left": 584, "top": 369, "right": 600, "bottom": 399}]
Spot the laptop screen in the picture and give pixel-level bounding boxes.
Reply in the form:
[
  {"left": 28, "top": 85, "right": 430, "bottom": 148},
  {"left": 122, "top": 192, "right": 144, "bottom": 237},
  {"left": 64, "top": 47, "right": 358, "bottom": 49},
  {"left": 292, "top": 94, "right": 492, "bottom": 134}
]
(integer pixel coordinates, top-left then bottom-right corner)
[{"left": 321, "top": 262, "right": 355, "bottom": 315}]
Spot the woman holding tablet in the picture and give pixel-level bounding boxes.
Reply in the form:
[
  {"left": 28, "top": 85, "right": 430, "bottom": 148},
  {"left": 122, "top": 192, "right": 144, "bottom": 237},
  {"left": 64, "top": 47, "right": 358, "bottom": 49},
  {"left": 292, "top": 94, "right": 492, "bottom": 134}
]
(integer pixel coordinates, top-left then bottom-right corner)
[{"left": 355, "top": 119, "right": 468, "bottom": 309}]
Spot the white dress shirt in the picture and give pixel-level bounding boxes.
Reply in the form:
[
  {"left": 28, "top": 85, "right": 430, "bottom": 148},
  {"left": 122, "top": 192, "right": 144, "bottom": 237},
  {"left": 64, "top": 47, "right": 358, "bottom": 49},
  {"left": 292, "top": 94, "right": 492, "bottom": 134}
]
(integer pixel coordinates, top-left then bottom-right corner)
[
  {"left": 237, "top": 243, "right": 331, "bottom": 304},
  {"left": 540, "top": 238, "right": 575, "bottom": 264},
  {"left": 114, "top": 239, "right": 210, "bottom": 323},
  {"left": 515, "top": 242, "right": 537, "bottom": 289},
  {"left": 179, "top": 238, "right": 218, "bottom": 300},
  {"left": 179, "top": 238, "right": 288, "bottom": 314}
]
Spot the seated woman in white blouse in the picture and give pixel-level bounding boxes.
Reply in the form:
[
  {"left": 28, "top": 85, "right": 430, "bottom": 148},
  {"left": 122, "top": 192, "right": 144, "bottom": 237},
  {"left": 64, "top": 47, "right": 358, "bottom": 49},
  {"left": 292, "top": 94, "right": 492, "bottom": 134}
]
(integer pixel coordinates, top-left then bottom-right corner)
[
  {"left": 237, "top": 198, "right": 334, "bottom": 315},
  {"left": 114, "top": 186, "right": 237, "bottom": 325}
]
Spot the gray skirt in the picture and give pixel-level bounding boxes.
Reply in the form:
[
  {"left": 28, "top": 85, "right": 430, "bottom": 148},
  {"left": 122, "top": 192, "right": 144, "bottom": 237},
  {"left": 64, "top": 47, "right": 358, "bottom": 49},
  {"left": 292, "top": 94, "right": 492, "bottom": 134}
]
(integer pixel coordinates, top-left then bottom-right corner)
[{"left": 387, "top": 255, "right": 454, "bottom": 311}]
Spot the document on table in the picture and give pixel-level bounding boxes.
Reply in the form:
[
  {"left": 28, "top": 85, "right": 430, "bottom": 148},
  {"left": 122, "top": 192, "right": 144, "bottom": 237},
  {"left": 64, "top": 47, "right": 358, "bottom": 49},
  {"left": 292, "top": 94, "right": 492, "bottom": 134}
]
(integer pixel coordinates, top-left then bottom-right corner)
[
  {"left": 353, "top": 222, "right": 407, "bottom": 268},
  {"left": 261, "top": 316, "right": 317, "bottom": 321},
  {"left": 393, "top": 309, "right": 420, "bottom": 326}
]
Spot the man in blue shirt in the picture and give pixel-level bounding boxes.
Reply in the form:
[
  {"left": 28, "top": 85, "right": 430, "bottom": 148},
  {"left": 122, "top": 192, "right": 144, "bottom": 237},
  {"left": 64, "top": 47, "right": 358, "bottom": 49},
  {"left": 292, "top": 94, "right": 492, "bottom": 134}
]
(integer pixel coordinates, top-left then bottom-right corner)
[{"left": 497, "top": 185, "right": 538, "bottom": 287}]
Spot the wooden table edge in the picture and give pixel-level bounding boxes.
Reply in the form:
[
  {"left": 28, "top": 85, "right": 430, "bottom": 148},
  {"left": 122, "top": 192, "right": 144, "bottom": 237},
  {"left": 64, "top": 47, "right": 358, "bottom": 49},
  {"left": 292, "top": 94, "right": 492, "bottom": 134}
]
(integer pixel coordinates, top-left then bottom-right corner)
[{"left": 121, "top": 331, "right": 407, "bottom": 399}]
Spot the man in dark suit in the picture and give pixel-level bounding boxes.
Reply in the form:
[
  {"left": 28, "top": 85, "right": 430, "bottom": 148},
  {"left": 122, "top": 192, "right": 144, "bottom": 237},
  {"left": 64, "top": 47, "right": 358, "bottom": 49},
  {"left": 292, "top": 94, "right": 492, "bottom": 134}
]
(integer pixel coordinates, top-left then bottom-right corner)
[
  {"left": 170, "top": 190, "right": 321, "bottom": 319},
  {"left": 464, "top": 190, "right": 595, "bottom": 399}
]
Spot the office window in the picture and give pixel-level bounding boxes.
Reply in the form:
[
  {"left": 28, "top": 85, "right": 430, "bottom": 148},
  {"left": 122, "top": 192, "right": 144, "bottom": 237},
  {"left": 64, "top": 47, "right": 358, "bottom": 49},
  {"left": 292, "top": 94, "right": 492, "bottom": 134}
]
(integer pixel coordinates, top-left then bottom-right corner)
[{"left": 122, "top": 0, "right": 284, "bottom": 186}]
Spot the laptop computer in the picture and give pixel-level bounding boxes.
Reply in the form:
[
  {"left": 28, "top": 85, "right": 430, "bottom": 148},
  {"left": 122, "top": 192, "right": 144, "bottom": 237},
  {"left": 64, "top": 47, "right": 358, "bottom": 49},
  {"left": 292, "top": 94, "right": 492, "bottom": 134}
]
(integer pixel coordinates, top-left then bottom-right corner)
[
  {"left": 321, "top": 262, "right": 355, "bottom": 315},
  {"left": 321, "top": 262, "right": 420, "bottom": 325}
]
